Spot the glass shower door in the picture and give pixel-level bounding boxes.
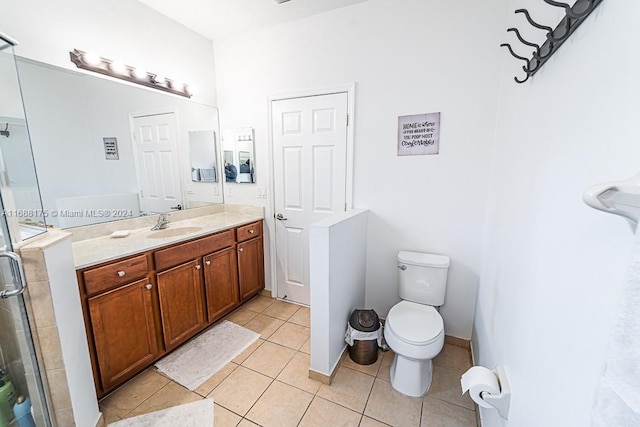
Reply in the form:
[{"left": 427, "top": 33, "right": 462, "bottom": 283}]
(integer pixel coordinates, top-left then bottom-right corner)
[{"left": 0, "top": 33, "right": 52, "bottom": 427}]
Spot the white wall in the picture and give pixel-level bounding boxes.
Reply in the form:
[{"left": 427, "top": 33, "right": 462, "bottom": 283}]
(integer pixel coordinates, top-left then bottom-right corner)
[
  {"left": 475, "top": 1, "right": 640, "bottom": 426},
  {"left": 214, "top": 0, "right": 505, "bottom": 339},
  {"left": 1, "top": 0, "right": 217, "bottom": 105},
  {"left": 310, "top": 209, "right": 368, "bottom": 376}
]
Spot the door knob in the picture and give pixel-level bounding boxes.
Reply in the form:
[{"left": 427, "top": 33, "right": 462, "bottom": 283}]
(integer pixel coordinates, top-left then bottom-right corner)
[{"left": 276, "top": 213, "right": 288, "bottom": 221}]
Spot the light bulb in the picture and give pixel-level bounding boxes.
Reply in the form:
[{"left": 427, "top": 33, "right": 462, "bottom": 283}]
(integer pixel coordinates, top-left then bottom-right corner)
[
  {"left": 109, "top": 61, "right": 127, "bottom": 75},
  {"left": 132, "top": 68, "right": 148, "bottom": 80},
  {"left": 170, "top": 80, "right": 184, "bottom": 90},
  {"left": 152, "top": 74, "right": 165, "bottom": 84},
  {"left": 82, "top": 52, "right": 101, "bottom": 67},
  {"left": 185, "top": 84, "right": 195, "bottom": 96}
]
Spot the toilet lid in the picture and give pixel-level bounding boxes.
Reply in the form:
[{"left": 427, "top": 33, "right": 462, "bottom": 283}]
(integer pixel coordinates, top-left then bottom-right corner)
[{"left": 387, "top": 301, "right": 443, "bottom": 345}]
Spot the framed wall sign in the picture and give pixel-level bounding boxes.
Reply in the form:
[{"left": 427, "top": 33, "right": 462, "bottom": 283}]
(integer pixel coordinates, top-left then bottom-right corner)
[
  {"left": 103, "top": 137, "right": 119, "bottom": 160},
  {"left": 397, "top": 112, "right": 440, "bottom": 156}
]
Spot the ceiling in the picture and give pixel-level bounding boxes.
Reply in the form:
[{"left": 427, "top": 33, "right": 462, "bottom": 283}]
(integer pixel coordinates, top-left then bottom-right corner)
[{"left": 137, "top": 0, "right": 371, "bottom": 42}]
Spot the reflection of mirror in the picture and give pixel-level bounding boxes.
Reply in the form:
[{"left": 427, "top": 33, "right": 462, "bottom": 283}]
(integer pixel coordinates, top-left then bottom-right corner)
[
  {"left": 16, "top": 58, "right": 223, "bottom": 228},
  {"left": 189, "top": 131, "right": 217, "bottom": 183},
  {"left": 0, "top": 43, "right": 47, "bottom": 244},
  {"left": 222, "top": 128, "right": 255, "bottom": 184}
]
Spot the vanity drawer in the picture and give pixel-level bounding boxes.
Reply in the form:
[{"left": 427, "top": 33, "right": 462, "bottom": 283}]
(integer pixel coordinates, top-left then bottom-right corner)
[
  {"left": 237, "top": 221, "right": 262, "bottom": 243},
  {"left": 83, "top": 255, "right": 149, "bottom": 296},
  {"left": 154, "top": 229, "right": 235, "bottom": 271}
]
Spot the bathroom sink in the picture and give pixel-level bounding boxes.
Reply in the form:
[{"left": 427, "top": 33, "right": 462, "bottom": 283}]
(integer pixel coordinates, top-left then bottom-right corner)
[{"left": 146, "top": 226, "right": 203, "bottom": 239}]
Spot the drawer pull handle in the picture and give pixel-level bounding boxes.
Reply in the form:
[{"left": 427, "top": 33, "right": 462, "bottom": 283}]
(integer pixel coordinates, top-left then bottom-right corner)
[
  {"left": 249, "top": 229, "right": 255, "bottom": 234},
  {"left": 117, "top": 271, "right": 126, "bottom": 277},
  {"left": 205, "top": 260, "right": 211, "bottom": 266},
  {"left": 146, "top": 284, "right": 152, "bottom": 290},
  {"left": 239, "top": 248, "right": 244, "bottom": 253},
  {"left": 195, "top": 264, "right": 201, "bottom": 270}
]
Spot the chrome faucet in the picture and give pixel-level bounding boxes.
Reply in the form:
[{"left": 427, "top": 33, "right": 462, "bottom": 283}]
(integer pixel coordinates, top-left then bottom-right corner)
[{"left": 151, "top": 213, "right": 170, "bottom": 230}]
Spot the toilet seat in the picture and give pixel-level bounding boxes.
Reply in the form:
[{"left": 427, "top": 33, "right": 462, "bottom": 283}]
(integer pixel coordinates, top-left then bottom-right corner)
[{"left": 386, "top": 301, "right": 443, "bottom": 345}]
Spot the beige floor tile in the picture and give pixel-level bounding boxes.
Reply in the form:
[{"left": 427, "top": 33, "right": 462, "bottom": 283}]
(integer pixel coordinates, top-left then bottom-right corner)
[
  {"left": 289, "top": 306, "right": 310, "bottom": 327},
  {"left": 100, "top": 369, "right": 171, "bottom": 418},
  {"left": 232, "top": 338, "right": 265, "bottom": 364},
  {"left": 364, "top": 378, "right": 422, "bottom": 427},
  {"left": 209, "top": 366, "right": 272, "bottom": 416},
  {"left": 262, "top": 300, "right": 301, "bottom": 320},
  {"left": 432, "top": 344, "right": 471, "bottom": 373},
  {"left": 246, "top": 380, "right": 313, "bottom": 427},
  {"left": 342, "top": 349, "right": 383, "bottom": 377},
  {"left": 243, "top": 296, "right": 275, "bottom": 313},
  {"left": 300, "top": 337, "right": 311, "bottom": 354},
  {"left": 242, "top": 341, "right": 296, "bottom": 378},
  {"left": 99, "top": 405, "right": 122, "bottom": 424},
  {"left": 268, "top": 322, "right": 310, "bottom": 350},
  {"left": 317, "top": 366, "right": 375, "bottom": 413},
  {"left": 237, "top": 419, "right": 260, "bottom": 426},
  {"left": 427, "top": 366, "right": 474, "bottom": 410},
  {"left": 277, "top": 352, "right": 322, "bottom": 394},
  {"left": 195, "top": 362, "right": 238, "bottom": 397},
  {"left": 224, "top": 308, "right": 258, "bottom": 326},
  {"left": 422, "top": 397, "right": 477, "bottom": 427},
  {"left": 244, "top": 314, "right": 285, "bottom": 338},
  {"left": 376, "top": 350, "right": 395, "bottom": 381},
  {"left": 299, "top": 396, "right": 361, "bottom": 427},
  {"left": 360, "top": 416, "right": 391, "bottom": 426},
  {"left": 214, "top": 403, "right": 243, "bottom": 427},
  {"left": 126, "top": 381, "right": 202, "bottom": 418}
]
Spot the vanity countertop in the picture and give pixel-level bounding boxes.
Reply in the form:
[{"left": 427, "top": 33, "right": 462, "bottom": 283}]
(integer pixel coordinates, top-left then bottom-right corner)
[{"left": 72, "top": 210, "right": 263, "bottom": 269}]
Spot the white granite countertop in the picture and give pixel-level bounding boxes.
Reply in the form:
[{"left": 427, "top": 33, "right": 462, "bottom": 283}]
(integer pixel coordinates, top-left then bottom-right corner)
[{"left": 71, "top": 207, "right": 263, "bottom": 269}]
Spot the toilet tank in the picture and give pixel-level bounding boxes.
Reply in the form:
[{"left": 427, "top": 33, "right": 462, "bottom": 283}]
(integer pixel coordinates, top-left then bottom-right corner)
[{"left": 397, "top": 251, "right": 450, "bottom": 306}]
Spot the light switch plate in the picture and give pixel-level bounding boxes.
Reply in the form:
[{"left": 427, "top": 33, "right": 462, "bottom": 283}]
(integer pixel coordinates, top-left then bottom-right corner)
[{"left": 257, "top": 187, "right": 267, "bottom": 199}]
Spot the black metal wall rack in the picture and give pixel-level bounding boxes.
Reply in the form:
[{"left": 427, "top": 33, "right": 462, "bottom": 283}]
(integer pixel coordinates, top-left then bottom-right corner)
[{"left": 501, "top": 0, "right": 604, "bottom": 83}]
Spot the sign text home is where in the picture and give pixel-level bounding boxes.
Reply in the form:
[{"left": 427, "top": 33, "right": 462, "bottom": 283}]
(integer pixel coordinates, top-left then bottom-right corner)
[{"left": 397, "top": 112, "right": 440, "bottom": 156}]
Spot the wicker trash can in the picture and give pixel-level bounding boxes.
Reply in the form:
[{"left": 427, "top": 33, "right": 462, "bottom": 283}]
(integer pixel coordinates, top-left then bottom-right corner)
[{"left": 346, "top": 309, "right": 380, "bottom": 365}]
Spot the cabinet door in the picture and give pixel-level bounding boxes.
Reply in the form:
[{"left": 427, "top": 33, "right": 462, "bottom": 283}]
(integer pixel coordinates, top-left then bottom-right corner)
[
  {"left": 204, "top": 246, "right": 240, "bottom": 323},
  {"left": 237, "top": 237, "right": 265, "bottom": 301},
  {"left": 157, "top": 259, "right": 206, "bottom": 349},
  {"left": 89, "top": 278, "right": 158, "bottom": 391}
]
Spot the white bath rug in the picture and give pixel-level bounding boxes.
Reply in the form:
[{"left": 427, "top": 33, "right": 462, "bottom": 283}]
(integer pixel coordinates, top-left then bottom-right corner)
[
  {"left": 155, "top": 320, "right": 259, "bottom": 390},
  {"left": 107, "top": 399, "right": 214, "bottom": 427}
]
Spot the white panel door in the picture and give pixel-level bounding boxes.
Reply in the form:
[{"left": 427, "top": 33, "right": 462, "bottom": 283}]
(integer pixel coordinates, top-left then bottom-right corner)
[
  {"left": 272, "top": 92, "right": 349, "bottom": 305},
  {"left": 132, "top": 113, "right": 183, "bottom": 214}
]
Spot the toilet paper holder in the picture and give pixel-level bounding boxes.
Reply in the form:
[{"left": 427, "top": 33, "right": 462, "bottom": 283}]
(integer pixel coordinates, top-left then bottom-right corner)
[
  {"left": 461, "top": 365, "right": 511, "bottom": 420},
  {"left": 479, "top": 366, "right": 511, "bottom": 420}
]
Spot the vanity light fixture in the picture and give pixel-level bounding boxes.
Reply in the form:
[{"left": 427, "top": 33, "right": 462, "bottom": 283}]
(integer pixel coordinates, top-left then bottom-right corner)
[{"left": 69, "top": 49, "right": 192, "bottom": 98}]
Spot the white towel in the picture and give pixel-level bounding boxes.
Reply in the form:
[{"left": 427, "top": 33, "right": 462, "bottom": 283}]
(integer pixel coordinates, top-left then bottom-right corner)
[{"left": 592, "top": 224, "right": 640, "bottom": 426}]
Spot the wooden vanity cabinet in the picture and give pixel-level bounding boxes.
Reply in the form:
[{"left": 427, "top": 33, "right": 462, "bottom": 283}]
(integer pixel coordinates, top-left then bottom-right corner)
[
  {"left": 156, "top": 259, "right": 206, "bottom": 350},
  {"left": 78, "top": 220, "right": 264, "bottom": 398},
  {"left": 87, "top": 276, "right": 158, "bottom": 392}
]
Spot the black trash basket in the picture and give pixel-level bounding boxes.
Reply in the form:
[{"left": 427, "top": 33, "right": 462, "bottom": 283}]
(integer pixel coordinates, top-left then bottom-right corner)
[{"left": 347, "top": 309, "right": 380, "bottom": 365}]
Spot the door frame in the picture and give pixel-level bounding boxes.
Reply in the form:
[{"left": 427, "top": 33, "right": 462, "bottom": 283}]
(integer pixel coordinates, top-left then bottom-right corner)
[
  {"left": 267, "top": 83, "right": 356, "bottom": 303},
  {"left": 128, "top": 108, "right": 185, "bottom": 215}
]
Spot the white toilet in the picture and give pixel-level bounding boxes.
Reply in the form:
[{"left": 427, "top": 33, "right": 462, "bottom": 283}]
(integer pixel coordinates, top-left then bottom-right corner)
[{"left": 384, "top": 250, "right": 450, "bottom": 397}]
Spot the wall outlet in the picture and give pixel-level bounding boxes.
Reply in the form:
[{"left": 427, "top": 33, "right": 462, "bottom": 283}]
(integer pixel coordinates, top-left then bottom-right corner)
[
  {"left": 257, "top": 187, "right": 267, "bottom": 199},
  {"left": 225, "top": 185, "right": 234, "bottom": 197}
]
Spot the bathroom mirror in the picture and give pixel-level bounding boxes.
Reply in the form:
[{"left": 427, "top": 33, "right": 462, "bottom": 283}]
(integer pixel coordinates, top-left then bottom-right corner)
[
  {"left": 16, "top": 57, "right": 223, "bottom": 228},
  {"left": 189, "top": 130, "right": 218, "bottom": 183},
  {"left": 222, "top": 128, "right": 255, "bottom": 184}
]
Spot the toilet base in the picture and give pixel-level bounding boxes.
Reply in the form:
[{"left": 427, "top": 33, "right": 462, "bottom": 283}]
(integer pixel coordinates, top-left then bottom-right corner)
[{"left": 389, "top": 354, "right": 433, "bottom": 397}]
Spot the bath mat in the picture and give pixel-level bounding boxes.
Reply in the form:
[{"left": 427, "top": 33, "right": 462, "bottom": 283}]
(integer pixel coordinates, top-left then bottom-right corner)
[
  {"left": 155, "top": 320, "right": 259, "bottom": 390},
  {"left": 107, "top": 399, "right": 214, "bottom": 427}
]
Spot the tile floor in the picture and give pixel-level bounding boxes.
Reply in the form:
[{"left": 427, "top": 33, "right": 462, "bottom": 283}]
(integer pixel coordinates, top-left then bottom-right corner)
[{"left": 99, "top": 296, "right": 477, "bottom": 427}]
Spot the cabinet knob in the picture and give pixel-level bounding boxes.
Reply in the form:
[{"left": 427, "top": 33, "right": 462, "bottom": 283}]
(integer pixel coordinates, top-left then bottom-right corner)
[
  {"left": 195, "top": 264, "right": 201, "bottom": 270},
  {"left": 239, "top": 247, "right": 244, "bottom": 253},
  {"left": 205, "top": 260, "right": 211, "bottom": 266},
  {"left": 249, "top": 229, "right": 255, "bottom": 234},
  {"left": 145, "top": 284, "right": 152, "bottom": 290},
  {"left": 117, "top": 271, "right": 126, "bottom": 277}
]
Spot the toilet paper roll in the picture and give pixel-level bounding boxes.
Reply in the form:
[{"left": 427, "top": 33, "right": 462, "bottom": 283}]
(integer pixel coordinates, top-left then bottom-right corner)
[{"left": 460, "top": 366, "right": 501, "bottom": 409}]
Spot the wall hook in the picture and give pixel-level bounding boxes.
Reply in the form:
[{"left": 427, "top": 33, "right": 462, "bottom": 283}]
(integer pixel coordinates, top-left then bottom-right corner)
[
  {"left": 515, "top": 9, "right": 554, "bottom": 33},
  {"left": 500, "top": 43, "right": 531, "bottom": 84},
  {"left": 567, "top": 0, "right": 596, "bottom": 19},
  {"left": 507, "top": 27, "right": 539, "bottom": 51}
]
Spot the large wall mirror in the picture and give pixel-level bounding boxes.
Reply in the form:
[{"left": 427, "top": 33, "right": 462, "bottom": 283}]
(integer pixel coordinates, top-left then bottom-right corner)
[
  {"left": 17, "top": 58, "right": 223, "bottom": 228},
  {"left": 222, "top": 128, "right": 255, "bottom": 184}
]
